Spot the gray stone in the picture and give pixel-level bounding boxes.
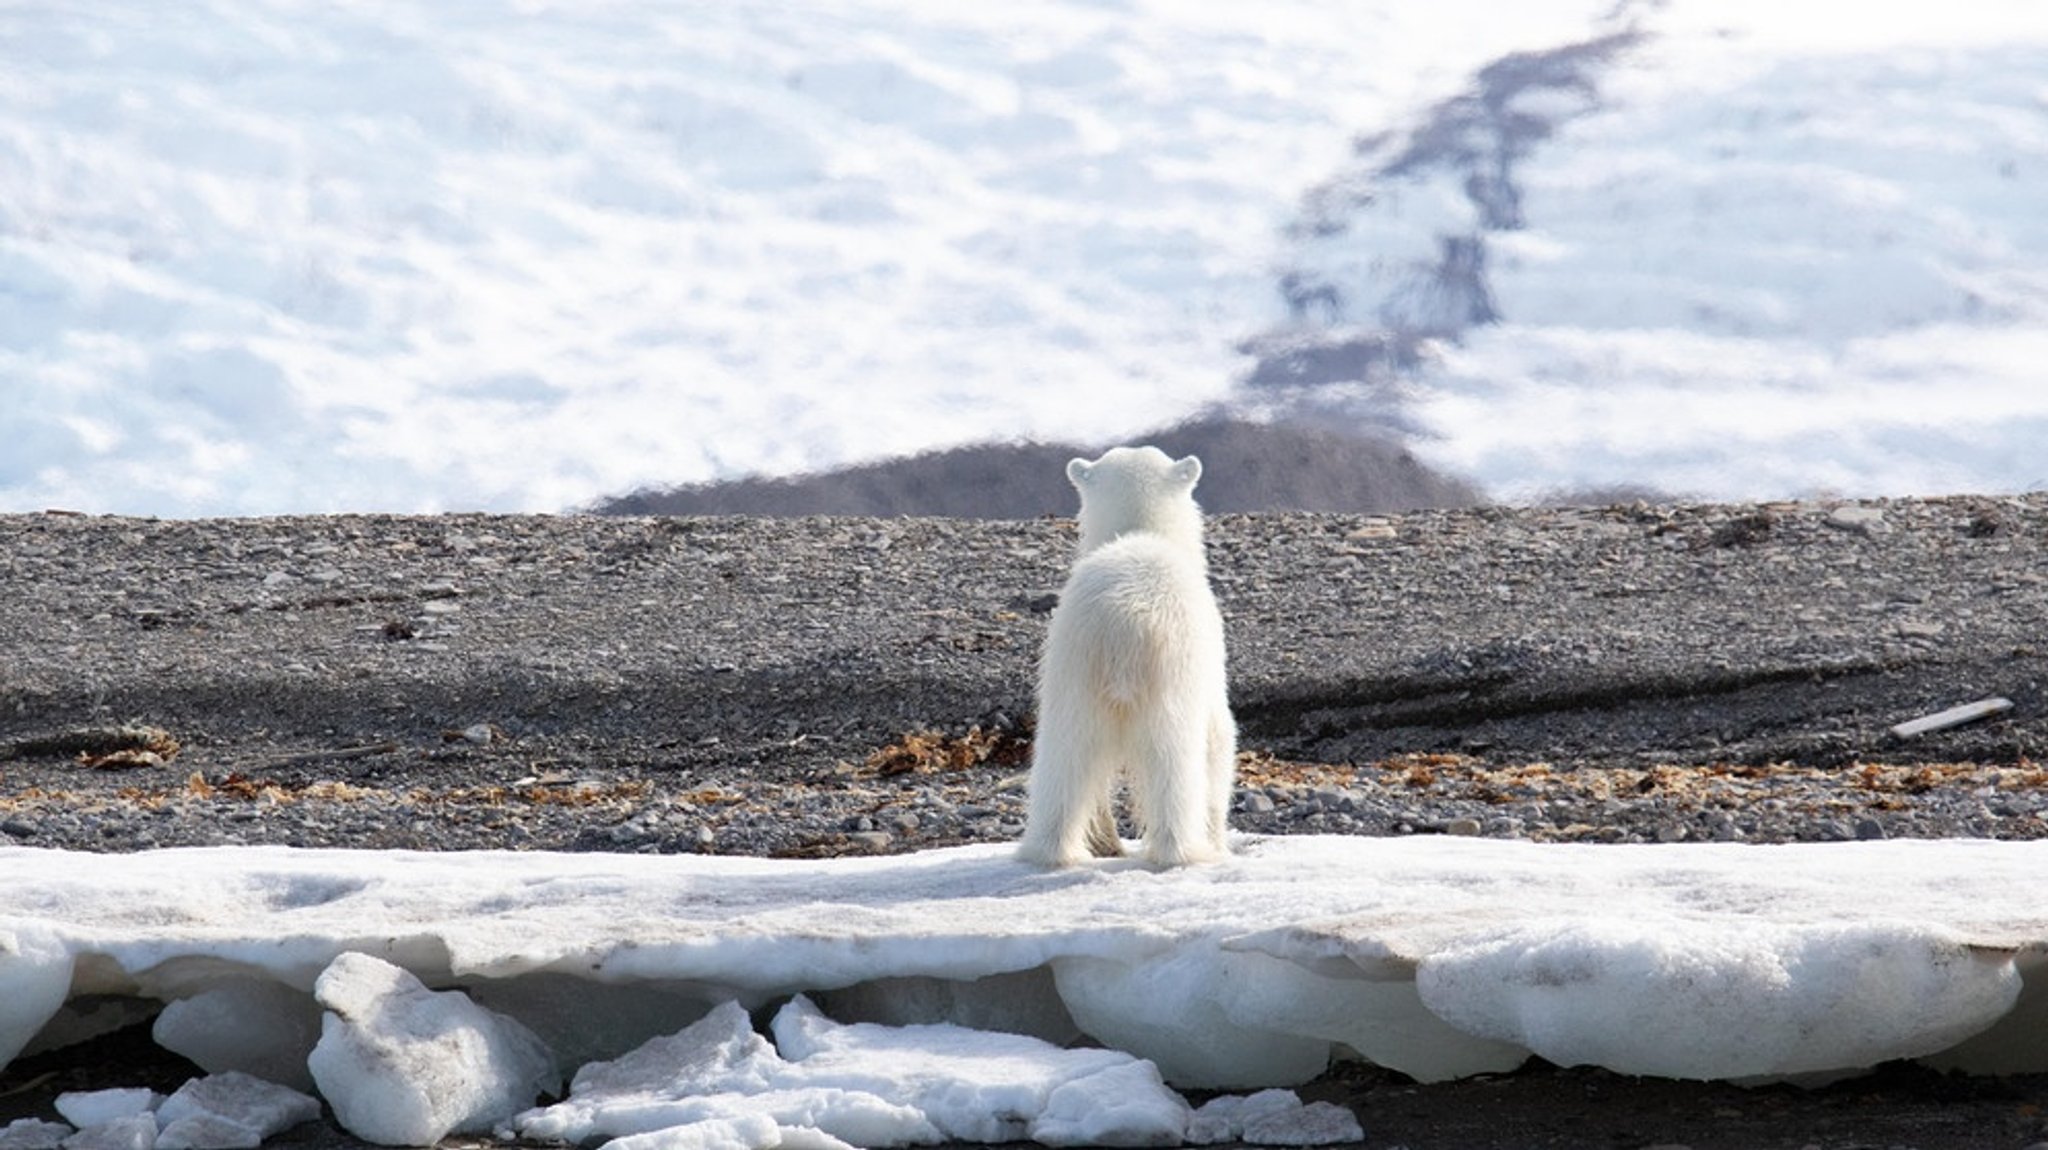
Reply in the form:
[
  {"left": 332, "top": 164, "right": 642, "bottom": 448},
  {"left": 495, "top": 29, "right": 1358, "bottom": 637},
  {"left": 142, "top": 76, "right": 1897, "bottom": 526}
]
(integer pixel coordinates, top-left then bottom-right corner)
[{"left": 1825, "top": 506, "right": 1890, "bottom": 535}]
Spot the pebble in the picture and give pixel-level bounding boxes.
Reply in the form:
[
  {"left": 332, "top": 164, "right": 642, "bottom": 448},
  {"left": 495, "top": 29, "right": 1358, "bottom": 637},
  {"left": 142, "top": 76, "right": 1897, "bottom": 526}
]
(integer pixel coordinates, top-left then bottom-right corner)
[{"left": 1824, "top": 506, "right": 1890, "bottom": 535}]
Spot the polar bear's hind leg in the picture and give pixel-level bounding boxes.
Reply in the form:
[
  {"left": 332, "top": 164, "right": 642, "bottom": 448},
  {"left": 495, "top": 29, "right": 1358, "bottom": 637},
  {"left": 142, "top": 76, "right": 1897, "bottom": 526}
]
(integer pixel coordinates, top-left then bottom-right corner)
[
  {"left": 1205, "top": 704, "right": 1237, "bottom": 854},
  {"left": 1133, "top": 705, "right": 1225, "bottom": 868},
  {"left": 1016, "top": 686, "right": 1122, "bottom": 867}
]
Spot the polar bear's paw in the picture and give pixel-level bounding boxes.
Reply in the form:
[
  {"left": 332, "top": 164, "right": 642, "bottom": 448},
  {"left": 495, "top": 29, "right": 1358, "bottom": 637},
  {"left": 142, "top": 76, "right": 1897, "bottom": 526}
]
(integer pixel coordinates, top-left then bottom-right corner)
[
  {"left": 1015, "top": 836, "right": 1091, "bottom": 869},
  {"left": 1140, "top": 835, "right": 1229, "bottom": 869}
]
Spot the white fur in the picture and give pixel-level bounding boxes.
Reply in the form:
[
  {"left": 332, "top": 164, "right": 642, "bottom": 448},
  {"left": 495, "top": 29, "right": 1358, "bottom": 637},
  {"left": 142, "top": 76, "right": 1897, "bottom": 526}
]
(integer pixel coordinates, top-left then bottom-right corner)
[{"left": 1017, "top": 446, "right": 1237, "bottom": 868}]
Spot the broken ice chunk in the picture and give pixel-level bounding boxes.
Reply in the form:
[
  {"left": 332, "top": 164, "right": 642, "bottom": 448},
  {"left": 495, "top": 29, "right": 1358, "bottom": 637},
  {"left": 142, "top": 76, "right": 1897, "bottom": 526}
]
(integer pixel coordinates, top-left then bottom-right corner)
[
  {"left": 1186, "top": 1090, "right": 1362, "bottom": 1147},
  {"left": 0, "top": 926, "right": 73, "bottom": 1068},
  {"left": 153, "top": 980, "right": 323, "bottom": 1092},
  {"left": 56, "top": 1114, "right": 154, "bottom": 1150},
  {"left": 153, "top": 1072, "right": 321, "bottom": 1150},
  {"left": 521, "top": 996, "right": 1190, "bottom": 1150},
  {"left": 771, "top": 994, "right": 1188, "bottom": 1146},
  {"left": 1242, "top": 1101, "right": 1363, "bottom": 1146},
  {"left": 1032, "top": 1059, "right": 1188, "bottom": 1147},
  {"left": 0, "top": 1120, "right": 70, "bottom": 1150},
  {"left": 50, "top": 1091, "right": 159, "bottom": 1132},
  {"left": 1185, "top": 1089, "right": 1301, "bottom": 1144},
  {"left": 515, "top": 1001, "right": 935, "bottom": 1148},
  {"left": 595, "top": 1112, "right": 853, "bottom": 1150},
  {"left": 308, "top": 952, "right": 558, "bottom": 1147},
  {"left": 515, "top": 1000, "right": 783, "bottom": 1144}
]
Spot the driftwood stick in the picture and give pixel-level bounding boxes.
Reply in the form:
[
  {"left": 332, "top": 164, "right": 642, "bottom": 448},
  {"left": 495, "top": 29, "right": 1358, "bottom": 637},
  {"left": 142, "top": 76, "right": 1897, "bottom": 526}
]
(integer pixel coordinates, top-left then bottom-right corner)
[
  {"left": 1889, "top": 697, "right": 2014, "bottom": 739},
  {"left": 3, "top": 724, "right": 179, "bottom": 761},
  {"left": 253, "top": 742, "right": 404, "bottom": 770}
]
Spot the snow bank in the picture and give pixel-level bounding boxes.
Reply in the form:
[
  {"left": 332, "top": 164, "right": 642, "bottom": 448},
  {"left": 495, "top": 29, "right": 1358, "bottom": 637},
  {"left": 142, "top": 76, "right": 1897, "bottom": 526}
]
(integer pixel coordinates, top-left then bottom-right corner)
[
  {"left": 3, "top": 837, "right": 2048, "bottom": 1144},
  {"left": 2, "top": 837, "right": 2043, "bottom": 1100}
]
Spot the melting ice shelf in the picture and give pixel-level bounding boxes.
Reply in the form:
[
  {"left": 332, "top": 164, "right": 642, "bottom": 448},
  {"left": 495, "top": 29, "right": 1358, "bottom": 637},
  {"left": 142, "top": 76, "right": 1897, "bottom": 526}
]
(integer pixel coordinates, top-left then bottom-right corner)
[{"left": 2, "top": 835, "right": 2045, "bottom": 1147}]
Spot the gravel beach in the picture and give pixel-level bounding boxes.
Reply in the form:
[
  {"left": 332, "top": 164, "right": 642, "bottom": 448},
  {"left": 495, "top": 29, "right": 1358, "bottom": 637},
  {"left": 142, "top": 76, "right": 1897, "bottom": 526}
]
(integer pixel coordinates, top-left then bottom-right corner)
[
  {"left": 3, "top": 497, "right": 2047, "bottom": 1148},
  {"left": 3, "top": 496, "right": 2044, "bottom": 854}
]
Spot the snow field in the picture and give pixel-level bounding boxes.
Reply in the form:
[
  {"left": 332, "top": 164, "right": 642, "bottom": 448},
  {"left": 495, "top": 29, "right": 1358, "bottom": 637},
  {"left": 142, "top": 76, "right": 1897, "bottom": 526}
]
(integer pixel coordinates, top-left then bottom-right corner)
[
  {"left": 2, "top": 835, "right": 2046, "bottom": 1146},
  {"left": 1386, "top": 10, "right": 2048, "bottom": 501},
  {"left": 0, "top": 0, "right": 1612, "bottom": 517},
  {"left": 16, "top": 2, "right": 2047, "bottom": 514}
]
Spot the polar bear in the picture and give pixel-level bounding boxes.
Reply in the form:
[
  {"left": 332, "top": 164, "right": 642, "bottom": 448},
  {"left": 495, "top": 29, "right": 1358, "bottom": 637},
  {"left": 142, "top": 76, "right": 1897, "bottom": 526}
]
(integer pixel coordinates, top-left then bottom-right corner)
[{"left": 1016, "top": 446, "right": 1237, "bottom": 868}]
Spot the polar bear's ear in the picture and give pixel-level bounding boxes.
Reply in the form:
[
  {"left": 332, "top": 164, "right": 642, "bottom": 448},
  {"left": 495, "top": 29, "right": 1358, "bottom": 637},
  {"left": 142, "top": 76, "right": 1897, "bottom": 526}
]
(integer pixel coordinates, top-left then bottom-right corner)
[
  {"left": 1170, "top": 455, "right": 1202, "bottom": 488},
  {"left": 1066, "top": 458, "right": 1093, "bottom": 487}
]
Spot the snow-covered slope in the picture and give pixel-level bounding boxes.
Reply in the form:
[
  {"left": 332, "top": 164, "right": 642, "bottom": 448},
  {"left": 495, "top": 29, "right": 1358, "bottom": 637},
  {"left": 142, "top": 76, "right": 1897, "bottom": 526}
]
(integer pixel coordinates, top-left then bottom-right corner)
[
  {"left": 3, "top": 2, "right": 2044, "bottom": 516},
  {"left": 1266, "top": 3, "right": 2048, "bottom": 501},
  {"left": 0, "top": 0, "right": 1608, "bottom": 516}
]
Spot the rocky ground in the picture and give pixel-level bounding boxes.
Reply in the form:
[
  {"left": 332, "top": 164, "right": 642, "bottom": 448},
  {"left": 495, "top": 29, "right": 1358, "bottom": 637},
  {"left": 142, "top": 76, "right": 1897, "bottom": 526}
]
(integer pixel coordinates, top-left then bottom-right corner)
[{"left": 3, "top": 496, "right": 2048, "bottom": 1148}]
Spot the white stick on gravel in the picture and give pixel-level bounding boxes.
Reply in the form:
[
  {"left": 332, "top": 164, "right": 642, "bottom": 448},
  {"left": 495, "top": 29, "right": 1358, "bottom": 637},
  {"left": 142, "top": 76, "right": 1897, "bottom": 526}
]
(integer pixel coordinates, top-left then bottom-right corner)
[{"left": 1889, "top": 698, "right": 2014, "bottom": 739}]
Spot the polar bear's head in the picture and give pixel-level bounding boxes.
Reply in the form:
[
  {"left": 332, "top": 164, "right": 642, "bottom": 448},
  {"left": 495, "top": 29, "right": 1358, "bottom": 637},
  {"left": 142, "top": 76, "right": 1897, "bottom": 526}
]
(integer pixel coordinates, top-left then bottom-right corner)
[{"left": 1066, "top": 446, "right": 1206, "bottom": 556}]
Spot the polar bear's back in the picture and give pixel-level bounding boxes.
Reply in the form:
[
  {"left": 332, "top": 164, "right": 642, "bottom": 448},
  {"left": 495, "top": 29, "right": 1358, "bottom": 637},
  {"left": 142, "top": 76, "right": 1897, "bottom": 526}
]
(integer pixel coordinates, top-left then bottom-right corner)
[{"left": 1044, "top": 533, "right": 1225, "bottom": 710}]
